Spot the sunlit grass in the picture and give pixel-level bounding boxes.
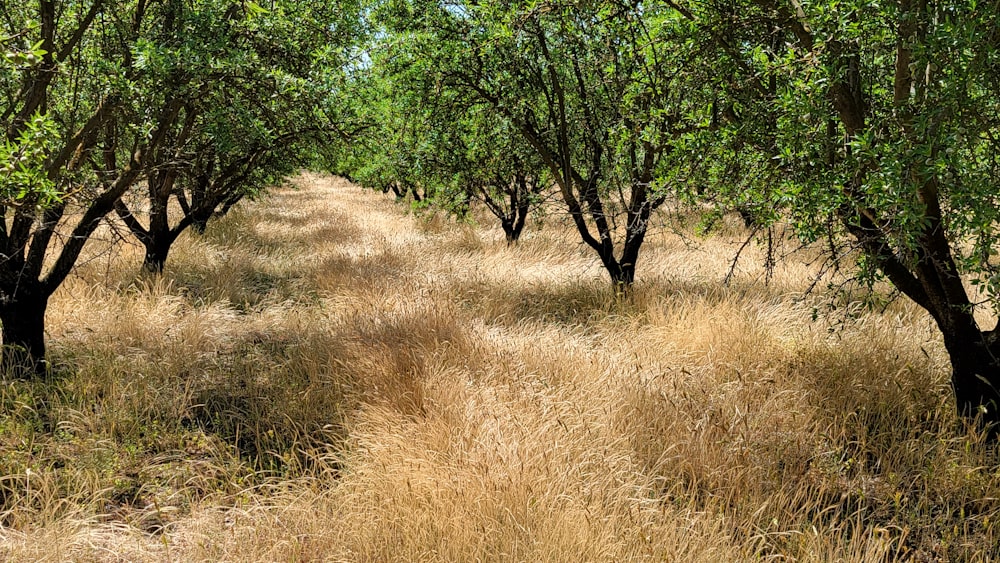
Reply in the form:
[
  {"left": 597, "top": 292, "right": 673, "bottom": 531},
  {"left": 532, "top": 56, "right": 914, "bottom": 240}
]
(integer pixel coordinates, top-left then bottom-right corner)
[{"left": 1, "top": 173, "right": 997, "bottom": 561}]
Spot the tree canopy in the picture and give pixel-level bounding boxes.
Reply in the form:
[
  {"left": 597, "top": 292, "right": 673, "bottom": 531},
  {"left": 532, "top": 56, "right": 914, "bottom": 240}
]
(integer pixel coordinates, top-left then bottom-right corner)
[{"left": 344, "top": 0, "right": 720, "bottom": 285}]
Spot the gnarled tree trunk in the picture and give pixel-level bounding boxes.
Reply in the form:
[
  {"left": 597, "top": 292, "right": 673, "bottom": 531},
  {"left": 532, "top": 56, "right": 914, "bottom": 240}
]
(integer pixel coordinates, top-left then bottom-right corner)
[
  {"left": 192, "top": 216, "right": 210, "bottom": 235},
  {"left": 501, "top": 218, "right": 523, "bottom": 245}
]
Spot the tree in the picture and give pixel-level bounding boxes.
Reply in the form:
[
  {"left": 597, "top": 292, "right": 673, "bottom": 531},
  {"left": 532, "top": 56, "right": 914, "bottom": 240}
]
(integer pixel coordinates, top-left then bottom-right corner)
[
  {"left": 0, "top": 1, "right": 181, "bottom": 374},
  {"left": 336, "top": 42, "right": 440, "bottom": 205},
  {"left": 346, "top": 52, "right": 550, "bottom": 242},
  {"left": 110, "top": 0, "right": 357, "bottom": 272},
  {"left": 0, "top": 0, "right": 361, "bottom": 372},
  {"left": 368, "top": 0, "right": 711, "bottom": 289},
  {"left": 684, "top": 0, "right": 1000, "bottom": 427},
  {"left": 415, "top": 97, "right": 551, "bottom": 244}
]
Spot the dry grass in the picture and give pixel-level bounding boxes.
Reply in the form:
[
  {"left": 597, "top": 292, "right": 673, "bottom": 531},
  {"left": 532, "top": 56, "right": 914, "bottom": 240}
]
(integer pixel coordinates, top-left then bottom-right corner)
[{"left": 1, "top": 173, "right": 999, "bottom": 561}]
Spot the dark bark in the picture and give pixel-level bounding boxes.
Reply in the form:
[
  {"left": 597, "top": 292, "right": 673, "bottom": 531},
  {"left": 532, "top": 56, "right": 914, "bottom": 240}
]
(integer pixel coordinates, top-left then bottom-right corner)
[
  {"left": 942, "top": 329, "right": 1000, "bottom": 430},
  {"left": 0, "top": 287, "right": 49, "bottom": 377},
  {"left": 510, "top": 200, "right": 528, "bottom": 243},
  {"left": 386, "top": 182, "right": 404, "bottom": 199},
  {"left": 482, "top": 175, "right": 533, "bottom": 245},
  {"left": 0, "top": 3, "right": 185, "bottom": 376},
  {"left": 501, "top": 220, "right": 517, "bottom": 244},
  {"left": 116, "top": 197, "right": 186, "bottom": 273},
  {"left": 192, "top": 217, "right": 210, "bottom": 235},
  {"left": 143, "top": 235, "right": 174, "bottom": 273},
  {"left": 661, "top": 0, "right": 1000, "bottom": 431},
  {"left": 598, "top": 251, "right": 635, "bottom": 294},
  {"left": 841, "top": 169, "right": 1000, "bottom": 429},
  {"left": 218, "top": 194, "right": 243, "bottom": 217},
  {"left": 141, "top": 225, "right": 184, "bottom": 273},
  {"left": 508, "top": 175, "right": 532, "bottom": 244},
  {"left": 143, "top": 171, "right": 174, "bottom": 272},
  {"left": 190, "top": 191, "right": 243, "bottom": 235},
  {"left": 400, "top": 182, "right": 422, "bottom": 202},
  {"left": 501, "top": 203, "right": 528, "bottom": 245},
  {"left": 605, "top": 226, "right": 641, "bottom": 292}
]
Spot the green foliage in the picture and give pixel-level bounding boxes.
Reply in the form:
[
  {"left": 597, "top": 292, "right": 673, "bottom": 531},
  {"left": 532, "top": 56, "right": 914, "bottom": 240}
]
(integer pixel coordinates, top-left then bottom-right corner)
[
  {"left": 0, "top": 112, "right": 59, "bottom": 208},
  {"left": 101, "top": 0, "right": 365, "bottom": 266},
  {"left": 344, "top": 0, "right": 719, "bottom": 278},
  {"left": 0, "top": 0, "right": 367, "bottom": 368},
  {"left": 2, "top": 39, "right": 47, "bottom": 68},
  {"left": 692, "top": 0, "right": 1000, "bottom": 287},
  {"left": 340, "top": 0, "right": 1000, "bottom": 416}
]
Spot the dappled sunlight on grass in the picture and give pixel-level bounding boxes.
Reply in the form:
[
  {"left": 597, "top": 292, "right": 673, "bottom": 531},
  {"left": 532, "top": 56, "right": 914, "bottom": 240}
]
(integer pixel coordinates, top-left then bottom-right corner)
[{"left": 3, "top": 173, "right": 998, "bottom": 561}]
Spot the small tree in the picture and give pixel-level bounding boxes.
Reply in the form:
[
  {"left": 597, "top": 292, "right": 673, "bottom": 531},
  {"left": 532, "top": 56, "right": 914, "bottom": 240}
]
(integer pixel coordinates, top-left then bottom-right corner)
[
  {"left": 340, "top": 20, "right": 550, "bottom": 241},
  {"left": 434, "top": 108, "right": 550, "bottom": 245}
]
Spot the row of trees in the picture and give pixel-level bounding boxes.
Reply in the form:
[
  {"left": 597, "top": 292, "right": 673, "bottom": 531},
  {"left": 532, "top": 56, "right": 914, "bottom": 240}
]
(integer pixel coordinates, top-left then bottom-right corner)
[
  {"left": 4, "top": 0, "right": 1000, "bottom": 436},
  {"left": 1, "top": 0, "right": 358, "bottom": 373},
  {"left": 340, "top": 1, "right": 1000, "bottom": 429}
]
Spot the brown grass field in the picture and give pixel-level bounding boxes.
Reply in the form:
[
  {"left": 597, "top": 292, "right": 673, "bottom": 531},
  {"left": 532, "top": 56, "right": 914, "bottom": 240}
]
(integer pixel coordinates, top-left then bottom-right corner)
[{"left": 1, "top": 173, "right": 999, "bottom": 561}]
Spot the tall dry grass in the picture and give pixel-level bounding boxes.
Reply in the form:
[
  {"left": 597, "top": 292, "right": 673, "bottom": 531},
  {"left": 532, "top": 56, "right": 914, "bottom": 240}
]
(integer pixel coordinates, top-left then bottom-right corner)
[{"left": 1, "top": 173, "right": 998, "bottom": 561}]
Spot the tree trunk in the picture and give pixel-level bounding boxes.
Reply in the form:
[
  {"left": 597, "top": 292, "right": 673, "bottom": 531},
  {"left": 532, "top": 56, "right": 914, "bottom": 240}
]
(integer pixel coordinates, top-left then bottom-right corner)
[
  {"left": 510, "top": 198, "right": 529, "bottom": 244},
  {"left": 613, "top": 262, "right": 635, "bottom": 288},
  {"left": 141, "top": 173, "right": 183, "bottom": 272},
  {"left": 218, "top": 194, "right": 243, "bottom": 217},
  {"left": 599, "top": 254, "right": 635, "bottom": 295},
  {"left": 143, "top": 243, "right": 169, "bottom": 273},
  {"left": 941, "top": 330, "right": 1000, "bottom": 430},
  {"left": 508, "top": 221, "right": 525, "bottom": 244},
  {"left": 0, "top": 289, "right": 49, "bottom": 377},
  {"left": 142, "top": 231, "right": 177, "bottom": 273},
  {"left": 501, "top": 220, "right": 516, "bottom": 245},
  {"left": 493, "top": 201, "right": 529, "bottom": 246},
  {"left": 190, "top": 205, "right": 217, "bottom": 236},
  {"left": 192, "top": 217, "right": 209, "bottom": 235}
]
